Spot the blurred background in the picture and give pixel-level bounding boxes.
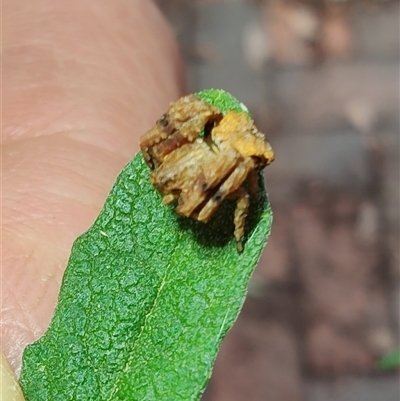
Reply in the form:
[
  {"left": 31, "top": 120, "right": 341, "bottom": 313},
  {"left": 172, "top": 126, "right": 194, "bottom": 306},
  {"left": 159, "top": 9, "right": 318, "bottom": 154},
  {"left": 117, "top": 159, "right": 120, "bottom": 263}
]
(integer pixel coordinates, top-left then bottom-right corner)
[{"left": 155, "top": 1, "right": 399, "bottom": 400}]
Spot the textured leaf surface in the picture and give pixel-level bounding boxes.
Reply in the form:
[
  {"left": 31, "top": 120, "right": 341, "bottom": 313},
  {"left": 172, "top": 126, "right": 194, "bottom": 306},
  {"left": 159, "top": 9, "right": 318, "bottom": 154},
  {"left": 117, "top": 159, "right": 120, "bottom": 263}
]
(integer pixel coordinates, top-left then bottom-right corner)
[
  {"left": 197, "top": 88, "right": 250, "bottom": 115},
  {"left": 20, "top": 90, "right": 273, "bottom": 401}
]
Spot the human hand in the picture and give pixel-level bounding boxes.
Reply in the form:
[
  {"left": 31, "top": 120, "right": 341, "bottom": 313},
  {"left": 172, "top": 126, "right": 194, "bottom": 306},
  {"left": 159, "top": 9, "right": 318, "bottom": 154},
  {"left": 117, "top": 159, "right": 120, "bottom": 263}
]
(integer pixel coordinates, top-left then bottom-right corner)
[{"left": 2, "top": 0, "right": 182, "bottom": 398}]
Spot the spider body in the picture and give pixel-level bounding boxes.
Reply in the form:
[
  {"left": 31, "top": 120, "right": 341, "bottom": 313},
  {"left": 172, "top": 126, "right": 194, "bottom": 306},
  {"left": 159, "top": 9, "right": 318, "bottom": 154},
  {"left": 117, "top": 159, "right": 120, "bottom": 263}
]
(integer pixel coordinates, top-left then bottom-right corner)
[{"left": 140, "top": 94, "right": 274, "bottom": 252}]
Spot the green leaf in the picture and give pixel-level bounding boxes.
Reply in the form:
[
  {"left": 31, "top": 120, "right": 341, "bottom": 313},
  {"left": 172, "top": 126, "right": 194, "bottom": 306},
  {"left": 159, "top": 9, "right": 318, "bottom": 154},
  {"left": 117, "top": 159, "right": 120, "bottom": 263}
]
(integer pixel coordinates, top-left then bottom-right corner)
[
  {"left": 197, "top": 88, "right": 251, "bottom": 115},
  {"left": 377, "top": 349, "right": 400, "bottom": 371},
  {"left": 20, "top": 90, "right": 273, "bottom": 401}
]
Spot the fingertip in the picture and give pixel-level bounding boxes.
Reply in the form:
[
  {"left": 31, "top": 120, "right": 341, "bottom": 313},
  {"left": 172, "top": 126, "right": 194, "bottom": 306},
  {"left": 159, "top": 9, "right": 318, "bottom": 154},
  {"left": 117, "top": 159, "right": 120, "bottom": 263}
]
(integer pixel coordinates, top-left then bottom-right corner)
[{"left": 0, "top": 353, "right": 25, "bottom": 401}]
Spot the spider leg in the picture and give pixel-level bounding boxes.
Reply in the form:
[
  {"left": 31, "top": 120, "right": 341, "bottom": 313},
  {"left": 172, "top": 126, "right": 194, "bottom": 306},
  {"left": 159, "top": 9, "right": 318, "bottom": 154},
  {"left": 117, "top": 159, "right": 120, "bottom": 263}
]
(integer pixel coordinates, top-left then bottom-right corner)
[
  {"left": 140, "top": 125, "right": 160, "bottom": 168},
  {"left": 162, "top": 193, "right": 179, "bottom": 205},
  {"left": 176, "top": 151, "right": 240, "bottom": 217},
  {"left": 232, "top": 187, "right": 250, "bottom": 253},
  {"left": 197, "top": 158, "right": 253, "bottom": 222},
  {"left": 140, "top": 95, "right": 222, "bottom": 168},
  {"left": 247, "top": 169, "right": 260, "bottom": 199},
  {"left": 176, "top": 183, "right": 208, "bottom": 217}
]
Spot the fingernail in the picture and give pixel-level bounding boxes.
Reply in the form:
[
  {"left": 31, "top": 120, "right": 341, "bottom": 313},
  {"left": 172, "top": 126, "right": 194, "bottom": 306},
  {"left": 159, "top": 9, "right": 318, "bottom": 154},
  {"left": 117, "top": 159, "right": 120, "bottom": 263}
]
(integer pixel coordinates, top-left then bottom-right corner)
[{"left": 0, "top": 352, "right": 25, "bottom": 401}]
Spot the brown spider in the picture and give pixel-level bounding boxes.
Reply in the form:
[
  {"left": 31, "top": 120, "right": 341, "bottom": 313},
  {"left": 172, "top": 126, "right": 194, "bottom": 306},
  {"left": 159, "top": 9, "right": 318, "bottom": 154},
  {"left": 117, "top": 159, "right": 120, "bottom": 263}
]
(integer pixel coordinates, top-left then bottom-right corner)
[{"left": 140, "top": 94, "right": 275, "bottom": 252}]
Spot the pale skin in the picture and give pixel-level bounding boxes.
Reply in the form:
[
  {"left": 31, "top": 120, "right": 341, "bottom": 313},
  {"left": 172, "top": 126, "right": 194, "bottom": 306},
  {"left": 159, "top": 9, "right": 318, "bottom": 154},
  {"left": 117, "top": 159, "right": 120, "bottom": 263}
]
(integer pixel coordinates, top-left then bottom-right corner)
[{"left": 1, "top": 1, "right": 183, "bottom": 394}]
